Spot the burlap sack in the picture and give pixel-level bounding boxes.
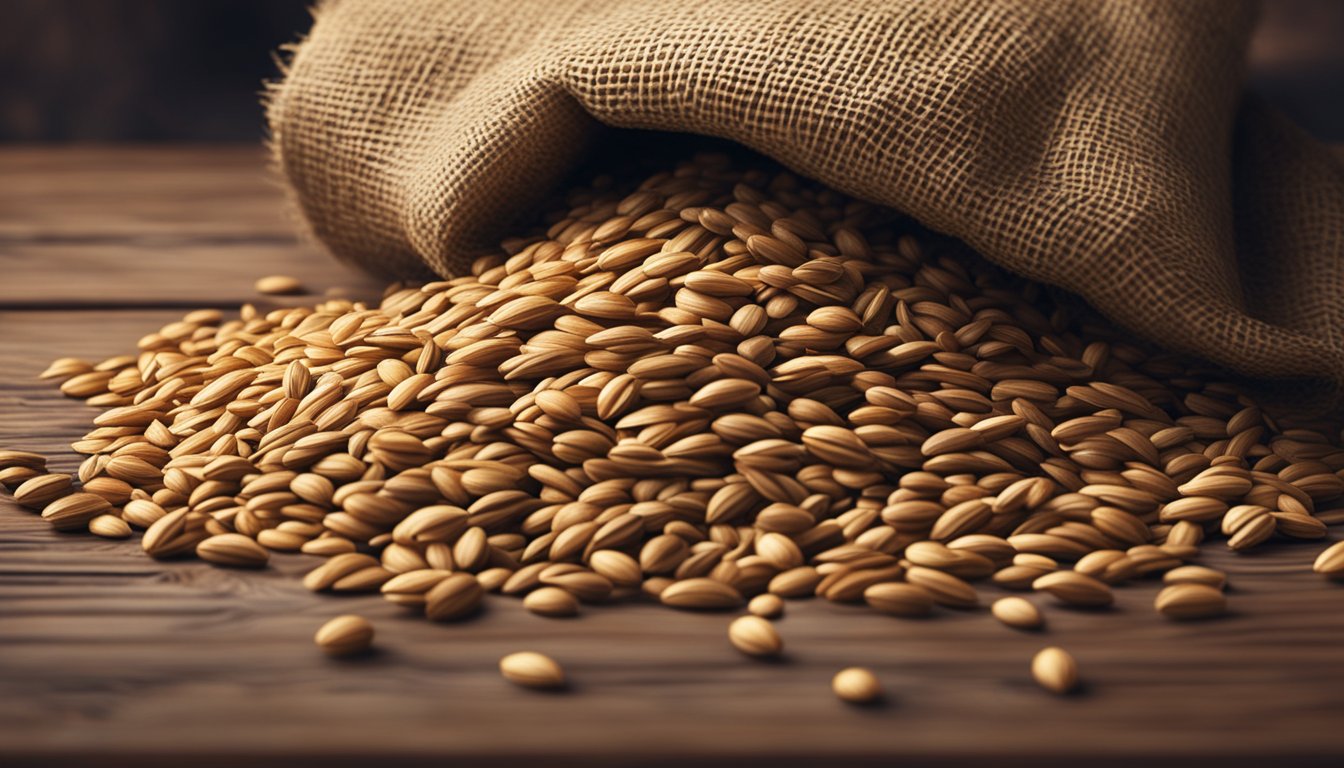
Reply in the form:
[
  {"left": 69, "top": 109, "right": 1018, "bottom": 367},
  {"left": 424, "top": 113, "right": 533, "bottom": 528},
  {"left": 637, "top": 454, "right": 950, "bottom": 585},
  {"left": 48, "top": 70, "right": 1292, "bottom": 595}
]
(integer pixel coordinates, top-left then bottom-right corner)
[{"left": 268, "top": 0, "right": 1344, "bottom": 397}]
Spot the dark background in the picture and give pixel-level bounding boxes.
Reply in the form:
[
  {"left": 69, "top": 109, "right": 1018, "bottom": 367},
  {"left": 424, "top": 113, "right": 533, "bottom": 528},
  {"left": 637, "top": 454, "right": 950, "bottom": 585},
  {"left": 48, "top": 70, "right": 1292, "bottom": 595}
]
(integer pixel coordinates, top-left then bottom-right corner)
[
  {"left": 0, "top": 0, "right": 1341, "bottom": 142},
  {"left": 0, "top": 0, "right": 311, "bottom": 142}
]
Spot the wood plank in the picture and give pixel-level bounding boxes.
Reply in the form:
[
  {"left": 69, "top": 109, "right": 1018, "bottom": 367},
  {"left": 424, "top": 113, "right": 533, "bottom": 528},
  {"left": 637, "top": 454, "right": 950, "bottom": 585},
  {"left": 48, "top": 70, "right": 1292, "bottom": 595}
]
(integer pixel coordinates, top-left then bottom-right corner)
[
  {"left": 0, "top": 146, "right": 383, "bottom": 307},
  {"left": 3, "top": 311, "right": 1344, "bottom": 767},
  {"left": 0, "top": 146, "right": 297, "bottom": 240},
  {"left": 0, "top": 241, "right": 381, "bottom": 308}
]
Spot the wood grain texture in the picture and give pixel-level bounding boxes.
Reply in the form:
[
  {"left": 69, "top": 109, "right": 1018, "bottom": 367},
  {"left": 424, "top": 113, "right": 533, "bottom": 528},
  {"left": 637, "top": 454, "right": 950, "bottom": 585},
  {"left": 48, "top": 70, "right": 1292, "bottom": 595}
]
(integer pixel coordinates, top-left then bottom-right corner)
[
  {"left": 3, "top": 147, "right": 1344, "bottom": 768},
  {"left": 0, "top": 146, "right": 382, "bottom": 307}
]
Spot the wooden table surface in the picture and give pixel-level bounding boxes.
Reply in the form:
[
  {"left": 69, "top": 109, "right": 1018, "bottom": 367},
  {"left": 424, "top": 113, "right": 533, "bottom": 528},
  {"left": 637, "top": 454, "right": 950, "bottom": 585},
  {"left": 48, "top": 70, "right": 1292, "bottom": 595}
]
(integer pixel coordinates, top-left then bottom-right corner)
[{"left": 2, "top": 146, "right": 1344, "bottom": 768}]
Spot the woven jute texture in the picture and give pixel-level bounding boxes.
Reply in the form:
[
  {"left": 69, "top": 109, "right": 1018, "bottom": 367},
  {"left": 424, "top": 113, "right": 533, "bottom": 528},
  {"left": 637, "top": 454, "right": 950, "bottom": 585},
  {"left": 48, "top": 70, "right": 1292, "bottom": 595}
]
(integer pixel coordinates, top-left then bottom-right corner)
[{"left": 268, "top": 0, "right": 1344, "bottom": 397}]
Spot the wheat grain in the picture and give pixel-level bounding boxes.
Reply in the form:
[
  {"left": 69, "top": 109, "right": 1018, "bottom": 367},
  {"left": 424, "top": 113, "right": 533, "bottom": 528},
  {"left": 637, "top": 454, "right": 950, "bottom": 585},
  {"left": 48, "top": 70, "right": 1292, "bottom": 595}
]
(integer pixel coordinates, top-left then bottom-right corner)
[
  {"left": 13, "top": 473, "right": 73, "bottom": 509},
  {"left": 197, "top": 533, "right": 270, "bottom": 567},
  {"left": 863, "top": 582, "right": 935, "bottom": 617},
  {"left": 728, "top": 615, "right": 783, "bottom": 658},
  {"left": 499, "top": 651, "right": 565, "bottom": 689},
  {"left": 904, "top": 566, "right": 977, "bottom": 608},
  {"left": 424, "top": 572, "right": 484, "bottom": 621},
  {"left": 314, "top": 614, "right": 374, "bottom": 656},
  {"left": 1315, "top": 541, "right": 1344, "bottom": 578},
  {"left": 1154, "top": 583, "right": 1227, "bottom": 620},
  {"left": 747, "top": 593, "right": 784, "bottom": 618},
  {"left": 255, "top": 275, "right": 304, "bottom": 295},
  {"left": 88, "top": 514, "right": 132, "bottom": 539},
  {"left": 1162, "top": 565, "right": 1227, "bottom": 589},
  {"left": 1031, "top": 647, "right": 1078, "bottom": 695},
  {"left": 832, "top": 667, "right": 882, "bottom": 704},
  {"left": 0, "top": 446, "right": 47, "bottom": 470},
  {"left": 523, "top": 586, "right": 579, "bottom": 618},
  {"left": 659, "top": 577, "right": 743, "bottom": 610},
  {"left": 40, "top": 492, "right": 112, "bottom": 531},
  {"left": 992, "top": 596, "right": 1043, "bottom": 630},
  {"left": 1031, "top": 571, "right": 1114, "bottom": 608}
]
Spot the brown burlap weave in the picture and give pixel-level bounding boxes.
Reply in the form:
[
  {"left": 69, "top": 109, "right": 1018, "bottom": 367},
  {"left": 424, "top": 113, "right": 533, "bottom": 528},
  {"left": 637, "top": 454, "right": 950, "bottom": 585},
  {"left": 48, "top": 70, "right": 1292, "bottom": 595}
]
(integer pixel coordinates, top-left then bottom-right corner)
[{"left": 267, "top": 0, "right": 1344, "bottom": 398}]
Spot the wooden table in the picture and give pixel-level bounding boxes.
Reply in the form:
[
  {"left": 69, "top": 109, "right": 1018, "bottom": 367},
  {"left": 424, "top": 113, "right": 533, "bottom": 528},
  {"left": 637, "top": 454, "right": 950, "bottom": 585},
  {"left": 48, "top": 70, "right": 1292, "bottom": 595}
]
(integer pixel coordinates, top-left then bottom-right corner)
[{"left": 2, "top": 146, "right": 1343, "bottom": 768}]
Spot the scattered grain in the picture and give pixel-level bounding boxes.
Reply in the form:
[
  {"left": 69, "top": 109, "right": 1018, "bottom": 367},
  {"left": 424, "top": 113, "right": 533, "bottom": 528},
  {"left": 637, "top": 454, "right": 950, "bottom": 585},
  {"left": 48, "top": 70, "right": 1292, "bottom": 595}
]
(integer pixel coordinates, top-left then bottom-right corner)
[
  {"left": 88, "top": 514, "right": 132, "bottom": 539},
  {"left": 255, "top": 275, "right": 304, "bottom": 295},
  {"left": 500, "top": 651, "right": 565, "bottom": 689},
  {"left": 728, "top": 615, "right": 783, "bottom": 658},
  {"left": 747, "top": 593, "right": 784, "bottom": 619},
  {"left": 523, "top": 586, "right": 579, "bottom": 618},
  {"left": 832, "top": 667, "right": 882, "bottom": 704},
  {"left": 1031, "top": 647, "right": 1078, "bottom": 694},
  {"left": 315, "top": 614, "right": 374, "bottom": 656},
  {"left": 1314, "top": 541, "right": 1344, "bottom": 579},
  {"left": 1154, "top": 583, "right": 1226, "bottom": 620},
  {"left": 992, "top": 597, "right": 1043, "bottom": 630}
]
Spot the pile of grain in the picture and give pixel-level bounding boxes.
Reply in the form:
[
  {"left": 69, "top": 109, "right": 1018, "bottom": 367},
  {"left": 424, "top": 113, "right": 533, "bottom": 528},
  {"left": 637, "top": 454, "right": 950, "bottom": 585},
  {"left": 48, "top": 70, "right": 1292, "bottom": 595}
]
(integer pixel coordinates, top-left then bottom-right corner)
[{"left": 4, "top": 154, "right": 1344, "bottom": 691}]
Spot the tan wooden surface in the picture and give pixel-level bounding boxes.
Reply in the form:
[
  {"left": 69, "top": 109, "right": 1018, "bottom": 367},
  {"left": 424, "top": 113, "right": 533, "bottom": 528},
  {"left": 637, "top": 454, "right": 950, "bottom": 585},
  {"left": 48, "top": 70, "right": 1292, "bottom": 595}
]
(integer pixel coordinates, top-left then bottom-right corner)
[{"left": 2, "top": 146, "right": 1343, "bottom": 768}]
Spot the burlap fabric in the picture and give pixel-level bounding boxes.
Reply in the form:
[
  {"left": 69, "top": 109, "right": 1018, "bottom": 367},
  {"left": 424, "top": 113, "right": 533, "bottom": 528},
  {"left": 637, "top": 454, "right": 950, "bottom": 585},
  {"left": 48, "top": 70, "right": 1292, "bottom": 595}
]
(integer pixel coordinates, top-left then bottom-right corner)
[{"left": 268, "top": 0, "right": 1344, "bottom": 395}]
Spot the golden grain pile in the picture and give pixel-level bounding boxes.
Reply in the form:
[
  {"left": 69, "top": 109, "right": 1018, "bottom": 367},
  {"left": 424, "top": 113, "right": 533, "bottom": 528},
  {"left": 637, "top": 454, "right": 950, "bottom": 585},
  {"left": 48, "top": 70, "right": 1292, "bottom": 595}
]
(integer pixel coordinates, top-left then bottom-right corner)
[{"left": 4, "top": 154, "right": 1344, "bottom": 658}]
